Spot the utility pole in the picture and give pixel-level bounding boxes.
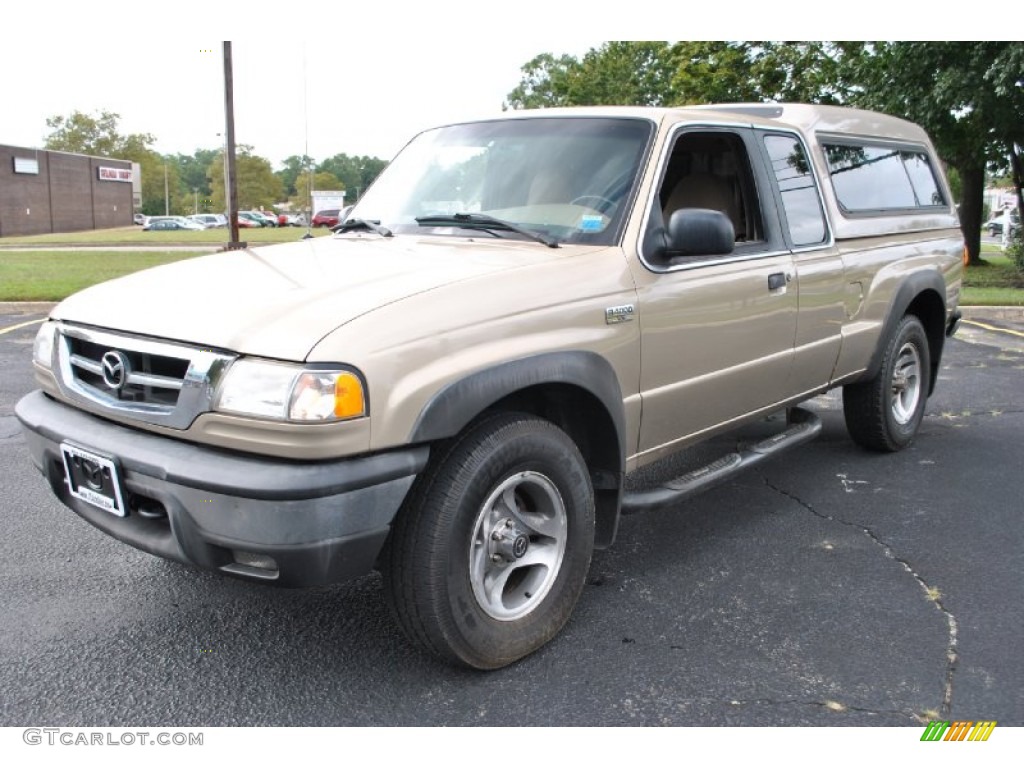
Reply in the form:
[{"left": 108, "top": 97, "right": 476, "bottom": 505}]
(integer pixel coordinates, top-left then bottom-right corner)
[
  {"left": 163, "top": 163, "right": 169, "bottom": 215},
  {"left": 216, "top": 133, "right": 230, "bottom": 216},
  {"left": 223, "top": 41, "right": 245, "bottom": 249}
]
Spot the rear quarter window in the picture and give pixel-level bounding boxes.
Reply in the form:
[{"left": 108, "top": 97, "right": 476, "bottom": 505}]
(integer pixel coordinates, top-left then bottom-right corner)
[
  {"left": 823, "top": 142, "right": 947, "bottom": 214},
  {"left": 762, "top": 133, "right": 827, "bottom": 247}
]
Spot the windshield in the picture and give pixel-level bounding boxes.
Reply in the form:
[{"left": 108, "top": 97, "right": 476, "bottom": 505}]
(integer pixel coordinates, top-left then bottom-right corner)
[{"left": 352, "top": 117, "right": 653, "bottom": 246}]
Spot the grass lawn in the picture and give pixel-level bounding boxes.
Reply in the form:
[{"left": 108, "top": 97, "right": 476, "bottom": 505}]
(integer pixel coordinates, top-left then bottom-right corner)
[
  {"left": 0, "top": 226, "right": 330, "bottom": 247},
  {"left": 0, "top": 251, "right": 202, "bottom": 301},
  {"left": 963, "top": 251, "right": 1024, "bottom": 306}
]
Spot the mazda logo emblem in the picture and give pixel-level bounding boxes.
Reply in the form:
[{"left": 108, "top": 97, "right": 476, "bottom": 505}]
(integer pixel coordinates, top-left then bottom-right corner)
[
  {"left": 101, "top": 350, "right": 130, "bottom": 391},
  {"left": 512, "top": 534, "right": 529, "bottom": 559},
  {"left": 81, "top": 460, "right": 105, "bottom": 490}
]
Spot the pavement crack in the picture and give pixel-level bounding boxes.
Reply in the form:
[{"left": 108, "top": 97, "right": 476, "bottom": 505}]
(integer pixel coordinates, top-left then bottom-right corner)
[
  {"left": 764, "top": 478, "right": 959, "bottom": 717},
  {"left": 724, "top": 697, "right": 920, "bottom": 721}
]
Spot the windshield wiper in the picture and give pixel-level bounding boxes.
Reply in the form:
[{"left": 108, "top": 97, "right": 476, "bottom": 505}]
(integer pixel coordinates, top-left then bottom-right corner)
[
  {"left": 331, "top": 218, "right": 393, "bottom": 237},
  {"left": 414, "top": 213, "right": 559, "bottom": 248}
]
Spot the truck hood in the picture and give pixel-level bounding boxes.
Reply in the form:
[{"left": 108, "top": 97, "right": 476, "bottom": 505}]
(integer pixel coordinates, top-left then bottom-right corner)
[{"left": 52, "top": 235, "right": 581, "bottom": 360}]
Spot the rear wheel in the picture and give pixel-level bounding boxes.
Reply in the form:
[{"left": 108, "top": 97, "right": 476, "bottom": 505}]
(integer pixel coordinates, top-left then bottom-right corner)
[
  {"left": 843, "top": 314, "right": 931, "bottom": 452},
  {"left": 384, "top": 413, "right": 594, "bottom": 669}
]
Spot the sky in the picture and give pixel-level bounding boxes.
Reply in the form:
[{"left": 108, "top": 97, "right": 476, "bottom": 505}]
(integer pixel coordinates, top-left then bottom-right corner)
[
  {"left": 0, "top": 35, "right": 603, "bottom": 166},
  {"left": 1, "top": 5, "right": 991, "bottom": 169},
  {"left": 0, "top": 6, "right": 609, "bottom": 167}
]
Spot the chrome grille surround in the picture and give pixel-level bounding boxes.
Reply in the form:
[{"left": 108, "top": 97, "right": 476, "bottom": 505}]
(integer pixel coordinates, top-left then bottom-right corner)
[{"left": 54, "top": 323, "right": 236, "bottom": 429}]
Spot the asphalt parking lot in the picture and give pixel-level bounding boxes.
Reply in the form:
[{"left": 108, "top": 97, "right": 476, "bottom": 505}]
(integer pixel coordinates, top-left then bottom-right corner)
[{"left": 0, "top": 304, "right": 1021, "bottom": 727}]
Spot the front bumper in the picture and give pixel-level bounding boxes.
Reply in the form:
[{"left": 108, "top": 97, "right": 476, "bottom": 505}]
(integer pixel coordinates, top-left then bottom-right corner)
[{"left": 15, "top": 390, "right": 427, "bottom": 587}]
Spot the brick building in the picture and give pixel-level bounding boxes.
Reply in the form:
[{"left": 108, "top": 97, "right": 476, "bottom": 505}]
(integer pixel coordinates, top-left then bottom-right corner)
[{"left": 0, "top": 144, "right": 136, "bottom": 237}]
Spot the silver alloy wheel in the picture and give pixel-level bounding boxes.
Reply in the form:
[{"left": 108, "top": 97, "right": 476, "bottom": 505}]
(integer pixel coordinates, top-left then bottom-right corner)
[
  {"left": 890, "top": 341, "right": 922, "bottom": 425},
  {"left": 469, "top": 470, "right": 568, "bottom": 621}
]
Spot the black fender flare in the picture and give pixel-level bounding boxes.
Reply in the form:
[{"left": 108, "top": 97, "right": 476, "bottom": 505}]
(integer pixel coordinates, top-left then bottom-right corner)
[
  {"left": 863, "top": 270, "right": 947, "bottom": 393},
  {"left": 409, "top": 351, "right": 626, "bottom": 470}
]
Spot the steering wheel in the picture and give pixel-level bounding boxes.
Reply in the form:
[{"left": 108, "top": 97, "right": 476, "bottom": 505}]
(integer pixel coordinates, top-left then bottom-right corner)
[{"left": 570, "top": 195, "right": 616, "bottom": 214}]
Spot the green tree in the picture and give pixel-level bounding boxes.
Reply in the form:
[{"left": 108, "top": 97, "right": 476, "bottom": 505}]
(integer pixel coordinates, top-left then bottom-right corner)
[
  {"left": 208, "top": 147, "right": 285, "bottom": 211},
  {"left": 506, "top": 43, "right": 678, "bottom": 109},
  {"left": 317, "top": 154, "right": 388, "bottom": 202},
  {"left": 504, "top": 53, "right": 581, "bottom": 109},
  {"left": 848, "top": 42, "right": 1023, "bottom": 264},
  {"left": 138, "top": 154, "right": 186, "bottom": 216},
  {"left": 507, "top": 42, "right": 863, "bottom": 110},
  {"left": 43, "top": 109, "right": 182, "bottom": 214},
  {"left": 276, "top": 154, "right": 315, "bottom": 198},
  {"left": 981, "top": 43, "right": 1024, "bottom": 217},
  {"left": 669, "top": 41, "right": 758, "bottom": 104},
  {"left": 748, "top": 41, "right": 863, "bottom": 104},
  {"left": 171, "top": 149, "right": 218, "bottom": 201},
  {"left": 293, "top": 171, "right": 344, "bottom": 209},
  {"left": 43, "top": 109, "right": 156, "bottom": 159}
]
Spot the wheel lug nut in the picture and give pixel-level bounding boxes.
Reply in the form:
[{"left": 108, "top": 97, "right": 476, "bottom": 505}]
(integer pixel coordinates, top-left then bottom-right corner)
[
  {"left": 490, "top": 554, "right": 503, "bottom": 564},
  {"left": 491, "top": 531, "right": 502, "bottom": 541}
]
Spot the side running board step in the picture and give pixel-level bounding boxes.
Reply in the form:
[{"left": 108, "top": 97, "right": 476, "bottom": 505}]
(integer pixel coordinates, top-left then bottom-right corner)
[{"left": 621, "top": 406, "right": 822, "bottom": 515}]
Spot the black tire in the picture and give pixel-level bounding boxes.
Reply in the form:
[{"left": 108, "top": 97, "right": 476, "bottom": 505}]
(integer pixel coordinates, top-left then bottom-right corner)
[
  {"left": 383, "top": 413, "right": 595, "bottom": 670},
  {"left": 843, "top": 314, "right": 931, "bottom": 452}
]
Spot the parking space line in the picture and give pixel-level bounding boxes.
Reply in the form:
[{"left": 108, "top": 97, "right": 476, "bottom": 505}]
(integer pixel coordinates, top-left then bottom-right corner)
[
  {"left": 0, "top": 318, "right": 45, "bottom": 336},
  {"left": 962, "top": 319, "right": 1024, "bottom": 339}
]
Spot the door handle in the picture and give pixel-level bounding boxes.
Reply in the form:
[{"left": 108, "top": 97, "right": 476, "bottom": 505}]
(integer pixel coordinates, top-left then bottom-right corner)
[{"left": 768, "top": 272, "right": 788, "bottom": 291}]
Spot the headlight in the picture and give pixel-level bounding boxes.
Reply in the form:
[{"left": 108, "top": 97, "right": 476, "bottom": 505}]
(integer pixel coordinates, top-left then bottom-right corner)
[
  {"left": 215, "top": 360, "right": 367, "bottom": 422},
  {"left": 32, "top": 322, "right": 57, "bottom": 368}
]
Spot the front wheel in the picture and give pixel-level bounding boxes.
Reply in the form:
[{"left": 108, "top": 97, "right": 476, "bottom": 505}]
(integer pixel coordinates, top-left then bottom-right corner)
[
  {"left": 384, "top": 414, "right": 595, "bottom": 669},
  {"left": 843, "top": 314, "right": 931, "bottom": 452}
]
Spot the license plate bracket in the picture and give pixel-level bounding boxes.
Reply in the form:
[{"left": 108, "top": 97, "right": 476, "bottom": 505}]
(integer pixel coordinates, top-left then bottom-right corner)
[{"left": 60, "top": 442, "right": 126, "bottom": 517}]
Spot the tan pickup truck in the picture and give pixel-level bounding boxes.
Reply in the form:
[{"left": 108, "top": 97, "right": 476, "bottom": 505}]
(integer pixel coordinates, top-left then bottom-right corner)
[{"left": 17, "top": 103, "right": 964, "bottom": 669}]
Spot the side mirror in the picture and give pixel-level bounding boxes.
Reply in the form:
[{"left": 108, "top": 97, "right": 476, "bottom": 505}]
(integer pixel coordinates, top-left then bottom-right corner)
[{"left": 665, "top": 208, "right": 735, "bottom": 258}]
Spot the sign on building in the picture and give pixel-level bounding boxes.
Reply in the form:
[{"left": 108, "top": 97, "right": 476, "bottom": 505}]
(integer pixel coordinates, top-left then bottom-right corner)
[{"left": 98, "top": 166, "right": 133, "bottom": 182}]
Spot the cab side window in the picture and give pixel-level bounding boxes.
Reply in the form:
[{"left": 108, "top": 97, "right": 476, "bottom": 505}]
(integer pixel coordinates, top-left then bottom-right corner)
[
  {"left": 659, "top": 132, "right": 764, "bottom": 244},
  {"left": 644, "top": 130, "right": 767, "bottom": 267}
]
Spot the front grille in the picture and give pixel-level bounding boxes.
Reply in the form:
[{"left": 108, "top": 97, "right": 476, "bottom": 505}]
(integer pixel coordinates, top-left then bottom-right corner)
[
  {"left": 67, "top": 335, "right": 190, "bottom": 406},
  {"left": 54, "top": 324, "right": 236, "bottom": 429}
]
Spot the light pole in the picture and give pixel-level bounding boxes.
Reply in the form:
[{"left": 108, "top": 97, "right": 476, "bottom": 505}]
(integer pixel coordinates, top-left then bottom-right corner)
[
  {"left": 193, "top": 188, "right": 198, "bottom": 215},
  {"left": 163, "top": 163, "right": 169, "bottom": 215}
]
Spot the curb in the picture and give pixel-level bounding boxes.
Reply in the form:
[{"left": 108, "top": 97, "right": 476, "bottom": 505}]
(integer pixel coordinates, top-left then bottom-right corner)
[
  {"left": 0, "top": 244, "right": 223, "bottom": 252},
  {"left": 960, "top": 305, "right": 1024, "bottom": 321},
  {"left": 1, "top": 302, "right": 58, "bottom": 311}
]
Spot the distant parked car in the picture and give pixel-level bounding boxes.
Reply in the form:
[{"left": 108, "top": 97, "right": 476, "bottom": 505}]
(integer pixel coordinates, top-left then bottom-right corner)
[
  {"left": 986, "top": 209, "right": 1019, "bottom": 237},
  {"left": 312, "top": 208, "right": 341, "bottom": 228},
  {"left": 143, "top": 218, "right": 205, "bottom": 231},
  {"left": 133, "top": 213, "right": 146, "bottom": 226},
  {"left": 234, "top": 213, "right": 258, "bottom": 228},
  {"left": 189, "top": 214, "right": 227, "bottom": 229},
  {"left": 237, "top": 211, "right": 268, "bottom": 228},
  {"left": 256, "top": 211, "right": 279, "bottom": 228}
]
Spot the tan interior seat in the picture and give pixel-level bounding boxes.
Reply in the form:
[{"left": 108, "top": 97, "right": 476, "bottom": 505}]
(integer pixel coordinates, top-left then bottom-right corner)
[
  {"left": 528, "top": 171, "right": 571, "bottom": 204},
  {"left": 662, "top": 172, "right": 740, "bottom": 236}
]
